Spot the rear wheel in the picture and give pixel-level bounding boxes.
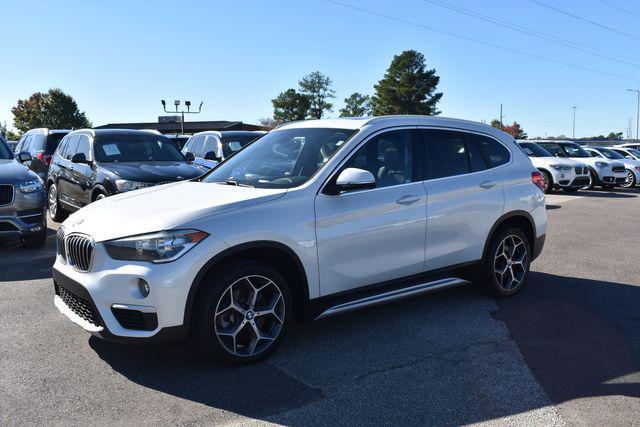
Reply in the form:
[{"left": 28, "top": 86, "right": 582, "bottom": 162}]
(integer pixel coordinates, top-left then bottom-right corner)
[
  {"left": 48, "top": 183, "right": 68, "bottom": 222},
  {"left": 192, "top": 261, "right": 291, "bottom": 365},
  {"left": 479, "top": 228, "right": 530, "bottom": 297}
]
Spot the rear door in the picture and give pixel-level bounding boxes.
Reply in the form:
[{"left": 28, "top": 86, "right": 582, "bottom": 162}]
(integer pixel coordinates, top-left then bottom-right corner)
[
  {"left": 315, "top": 128, "right": 427, "bottom": 295},
  {"left": 419, "top": 129, "right": 506, "bottom": 271}
]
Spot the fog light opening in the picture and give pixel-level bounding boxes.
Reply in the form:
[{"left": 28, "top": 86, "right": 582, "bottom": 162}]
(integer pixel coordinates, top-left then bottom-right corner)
[{"left": 138, "top": 279, "right": 150, "bottom": 298}]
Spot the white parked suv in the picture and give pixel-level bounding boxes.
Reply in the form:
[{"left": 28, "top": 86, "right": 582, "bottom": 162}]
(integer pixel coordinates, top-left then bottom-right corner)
[
  {"left": 583, "top": 146, "right": 640, "bottom": 188},
  {"left": 537, "top": 141, "right": 626, "bottom": 189},
  {"left": 182, "top": 131, "right": 266, "bottom": 169},
  {"left": 517, "top": 140, "right": 589, "bottom": 193},
  {"left": 53, "top": 116, "right": 548, "bottom": 364}
]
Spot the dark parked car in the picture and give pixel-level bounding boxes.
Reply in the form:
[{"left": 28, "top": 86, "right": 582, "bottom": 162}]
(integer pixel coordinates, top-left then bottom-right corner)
[
  {"left": 46, "top": 129, "right": 207, "bottom": 222},
  {"left": 15, "top": 128, "right": 70, "bottom": 179},
  {"left": 0, "top": 136, "right": 47, "bottom": 248},
  {"left": 164, "top": 134, "right": 191, "bottom": 151}
]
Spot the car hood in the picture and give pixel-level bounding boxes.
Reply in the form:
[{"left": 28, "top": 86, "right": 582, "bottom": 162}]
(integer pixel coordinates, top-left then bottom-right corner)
[
  {"left": 99, "top": 161, "right": 206, "bottom": 182},
  {"left": 62, "top": 181, "right": 286, "bottom": 242},
  {"left": 0, "top": 159, "right": 38, "bottom": 183}
]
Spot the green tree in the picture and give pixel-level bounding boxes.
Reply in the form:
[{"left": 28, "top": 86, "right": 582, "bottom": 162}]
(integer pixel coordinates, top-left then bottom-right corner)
[
  {"left": 11, "top": 88, "right": 91, "bottom": 132},
  {"left": 339, "top": 92, "right": 371, "bottom": 117},
  {"left": 272, "top": 89, "right": 311, "bottom": 123},
  {"left": 299, "top": 71, "right": 335, "bottom": 119},
  {"left": 606, "top": 132, "right": 623, "bottom": 140},
  {"left": 490, "top": 119, "right": 527, "bottom": 139},
  {"left": 370, "top": 50, "right": 443, "bottom": 116},
  {"left": 258, "top": 117, "right": 282, "bottom": 130}
]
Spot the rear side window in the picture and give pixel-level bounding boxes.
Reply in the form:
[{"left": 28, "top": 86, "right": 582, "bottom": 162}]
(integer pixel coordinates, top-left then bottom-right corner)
[
  {"left": 474, "top": 135, "right": 510, "bottom": 167},
  {"left": 45, "top": 133, "right": 66, "bottom": 154},
  {"left": 419, "top": 130, "right": 473, "bottom": 179}
]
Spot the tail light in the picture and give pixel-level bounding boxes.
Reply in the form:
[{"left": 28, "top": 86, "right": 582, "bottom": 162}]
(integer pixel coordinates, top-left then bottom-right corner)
[
  {"left": 36, "top": 152, "right": 52, "bottom": 166},
  {"left": 532, "top": 171, "right": 545, "bottom": 191}
]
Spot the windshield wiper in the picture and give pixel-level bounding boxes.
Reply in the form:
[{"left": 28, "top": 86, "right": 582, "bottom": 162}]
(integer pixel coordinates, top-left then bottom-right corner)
[{"left": 218, "top": 179, "right": 255, "bottom": 188}]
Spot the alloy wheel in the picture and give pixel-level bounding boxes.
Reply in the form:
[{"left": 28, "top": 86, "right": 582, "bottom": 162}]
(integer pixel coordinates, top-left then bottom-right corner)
[
  {"left": 493, "top": 235, "right": 528, "bottom": 292},
  {"left": 214, "top": 275, "right": 285, "bottom": 357},
  {"left": 622, "top": 170, "right": 634, "bottom": 188},
  {"left": 95, "top": 193, "right": 106, "bottom": 201},
  {"left": 48, "top": 185, "right": 57, "bottom": 217}
]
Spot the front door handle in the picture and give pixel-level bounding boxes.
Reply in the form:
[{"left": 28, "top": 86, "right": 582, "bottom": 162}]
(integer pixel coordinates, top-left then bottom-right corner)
[
  {"left": 396, "top": 195, "right": 420, "bottom": 205},
  {"left": 479, "top": 180, "right": 498, "bottom": 189}
]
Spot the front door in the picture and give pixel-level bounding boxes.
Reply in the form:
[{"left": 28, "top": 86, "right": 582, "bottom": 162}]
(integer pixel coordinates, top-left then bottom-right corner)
[{"left": 314, "top": 129, "right": 427, "bottom": 296}]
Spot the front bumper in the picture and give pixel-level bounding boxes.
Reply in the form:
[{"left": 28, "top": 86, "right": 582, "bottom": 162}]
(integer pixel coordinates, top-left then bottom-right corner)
[{"left": 0, "top": 188, "right": 46, "bottom": 238}]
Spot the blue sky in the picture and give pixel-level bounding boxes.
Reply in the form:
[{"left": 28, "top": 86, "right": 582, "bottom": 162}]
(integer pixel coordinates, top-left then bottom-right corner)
[{"left": 1, "top": 0, "right": 639, "bottom": 138}]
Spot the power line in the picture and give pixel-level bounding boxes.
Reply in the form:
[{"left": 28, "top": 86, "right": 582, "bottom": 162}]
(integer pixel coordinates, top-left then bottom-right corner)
[
  {"left": 596, "top": 0, "right": 640, "bottom": 20},
  {"left": 527, "top": 0, "right": 640, "bottom": 41},
  {"left": 323, "top": 0, "right": 640, "bottom": 83},
  {"left": 421, "top": 0, "right": 640, "bottom": 67}
]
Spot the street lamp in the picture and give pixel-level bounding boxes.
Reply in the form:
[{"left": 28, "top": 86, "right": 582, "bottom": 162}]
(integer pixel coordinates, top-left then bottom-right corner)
[
  {"left": 572, "top": 106, "right": 577, "bottom": 140},
  {"left": 627, "top": 89, "right": 640, "bottom": 141},
  {"left": 161, "top": 99, "right": 203, "bottom": 134}
]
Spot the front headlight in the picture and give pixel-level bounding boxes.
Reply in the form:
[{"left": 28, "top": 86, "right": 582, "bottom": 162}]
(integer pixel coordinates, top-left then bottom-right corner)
[
  {"left": 104, "top": 229, "right": 208, "bottom": 263},
  {"left": 19, "top": 179, "right": 43, "bottom": 193},
  {"left": 550, "top": 164, "right": 571, "bottom": 171},
  {"left": 115, "top": 179, "right": 153, "bottom": 192},
  {"left": 595, "top": 161, "right": 608, "bottom": 169}
]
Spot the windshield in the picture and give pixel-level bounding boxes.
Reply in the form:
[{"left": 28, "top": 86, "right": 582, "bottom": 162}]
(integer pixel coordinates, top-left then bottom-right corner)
[
  {"left": 94, "top": 134, "right": 186, "bottom": 163},
  {"left": 539, "top": 143, "right": 567, "bottom": 157},
  {"left": 167, "top": 136, "right": 190, "bottom": 151},
  {"left": 0, "top": 139, "right": 12, "bottom": 159},
  {"left": 559, "top": 143, "right": 591, "bottom": 158},
  {"left": 203, "top": 128, "right": 357, "bottom": 188},
  {"left": 627, "top": 148, "right": 640, "bottom": 158},
  {"left": 519, "top": 142, "right": 552, "bottom": 157},
  {"left": 596, "top": 148, "right": 625, "bottom": 160}
]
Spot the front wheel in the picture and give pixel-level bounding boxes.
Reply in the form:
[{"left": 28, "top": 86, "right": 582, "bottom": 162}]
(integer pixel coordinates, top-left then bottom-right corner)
[
  {"left": 192, "top": 261, "right": 291, "bottom": 365},
  {"left": 584, "top": 169, "right": 597, "bottom": 190},
  {"left": 48, "top": 183, "right": 68, "bottom": 223},
  {"left": 540, "top": 170, "right": 553, "bottom": 194},
  {"left": 479, "top": 228, "right": 530, "bottom": 297},
  {"left": 621, "top": 169, "right": 636, "bottom": 188}
]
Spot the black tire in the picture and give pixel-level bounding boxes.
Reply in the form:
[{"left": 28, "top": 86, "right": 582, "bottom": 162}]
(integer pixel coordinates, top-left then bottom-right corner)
[
  {"left": 191, "top": 261, "right": 292, "bottom": 365},
  {"left": 540, "top": 170, "right": 553, "bottom": 194},
  {"left": 21, "top": 227, "right": 47, "bottom": 249},
  {"left": 48, "top": 183, "right": 69, "bottom": 223},
  {"left": 621, "top": 169, "right": 636, "bottom": 188},
  {"left": 584, "top": 169, "right": 597, "bottom": 190},
  {"left": 479, "top": 227, "right": 531, "bottom": 298},
  {"left": 92, "top": 191, "right": 107, "bottom": 202},
  {"left": 562, "top": 187, "right": 580, "bottom": 193}
]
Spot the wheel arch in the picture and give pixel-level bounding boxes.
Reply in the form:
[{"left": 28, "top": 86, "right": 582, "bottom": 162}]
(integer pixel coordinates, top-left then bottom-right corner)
[
  {"left": 91, "top": 185, "right": 109, "bottom": 201},
  {"left": 482, "top": 211, "right": 537, "bottom": 261},
  {"left": 184, "top": 241, "right": 310, "bottom": 325}
]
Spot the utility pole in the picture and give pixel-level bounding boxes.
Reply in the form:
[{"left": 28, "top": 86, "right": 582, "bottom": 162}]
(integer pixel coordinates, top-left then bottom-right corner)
[
  {"left": 161, "top": 100, "right": 203, "bottom": 134},
  {"left": 499, "top": 103, "right": 504, "bottom": 128},
  {"left": 572, "top": 106, "right": 577, "bottom": 140},
  {"left": 627, "top": 89, "right": 640, "bottom": 140}
]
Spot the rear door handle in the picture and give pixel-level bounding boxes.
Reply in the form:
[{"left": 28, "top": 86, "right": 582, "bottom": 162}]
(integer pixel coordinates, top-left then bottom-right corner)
[
  {"left": 396, "top": 195, "right": 420, "bottom": 205},
  {"left": 479, "top": 180, "right": 498, "bottom": 189}
]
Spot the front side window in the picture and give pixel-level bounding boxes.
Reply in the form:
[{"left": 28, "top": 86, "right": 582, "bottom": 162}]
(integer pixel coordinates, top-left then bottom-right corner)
[
  {"left": 76, "top": 135, "right": 91, "bottom": 159},
  {"left": 203, "top": 127, "right": 356, "bottom": 188},
  {"left": 94, "top": 134, "right": 185, "bottom": 162},
  {"left": 63, "top": 135, "right": 80, "bottom": 160},
  {"left": 342, "top": 129, "right": 414, "bottom": 188}
]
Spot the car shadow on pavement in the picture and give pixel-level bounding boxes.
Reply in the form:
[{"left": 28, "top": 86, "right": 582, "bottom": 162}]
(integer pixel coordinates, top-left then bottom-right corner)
[
  {"left": 496, "top": 271, "right": 640, "bottom": 404},
  {"left": 89, "top": 272, "right": 640, "bottom": 423},
  {"left": 571, "top": 190, "right": 637, "bottom": 198},
  {"left": 0, "top": 227, "right": 57, "bottom": 282}
]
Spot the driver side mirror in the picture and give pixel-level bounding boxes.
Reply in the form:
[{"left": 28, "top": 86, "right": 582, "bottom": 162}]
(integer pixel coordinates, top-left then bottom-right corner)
[
  {"left": 18, "top": 151, "right": 31, "bottom": 163},
  {"left": 204, "top": 151, "right": 222, "bottom": 162},
  {"left": 184, "top": 152, "right": 196, "bottom": 162},
  {"left": 333, "top": 168, "right": 376, "bottom": 193}
]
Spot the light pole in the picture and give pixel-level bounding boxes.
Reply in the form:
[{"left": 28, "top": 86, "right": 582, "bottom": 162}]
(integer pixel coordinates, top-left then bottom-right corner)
[
  {"left": 572, "top": 106, "right": 577, "bottom": 140},
  {"left": 627, "top": 89, "right": 640, "bottom": 141},
  {"left": 161, "top": 100, "right": 203, "bottom": 135}
]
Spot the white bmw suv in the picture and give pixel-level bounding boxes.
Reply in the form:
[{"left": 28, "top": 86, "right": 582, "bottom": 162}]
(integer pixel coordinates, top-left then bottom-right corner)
[{"left": 53, "top": 116, "right": 548, "bottom": 364}]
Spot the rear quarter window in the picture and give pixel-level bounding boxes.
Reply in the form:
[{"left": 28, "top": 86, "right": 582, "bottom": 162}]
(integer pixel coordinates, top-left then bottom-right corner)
[{"left": 474, "top": 135, "right": 510, "bottom": 167}]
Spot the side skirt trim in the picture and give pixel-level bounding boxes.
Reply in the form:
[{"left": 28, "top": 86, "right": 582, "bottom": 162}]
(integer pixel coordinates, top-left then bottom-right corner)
[{"left": 314, "top": 277, "right": 470, "bottom": 320}]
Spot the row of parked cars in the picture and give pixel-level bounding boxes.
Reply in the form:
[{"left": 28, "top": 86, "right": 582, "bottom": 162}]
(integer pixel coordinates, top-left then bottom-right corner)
[
  {"left": 0, "top": 128, "right": 264, "bottom": 247},
  {"left": 517, "top": 139, "right": 640, "bottom": 194}
]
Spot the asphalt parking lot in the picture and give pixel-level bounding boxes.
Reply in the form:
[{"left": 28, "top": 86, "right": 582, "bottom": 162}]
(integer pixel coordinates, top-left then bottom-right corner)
[{"left": 1, "top": 189, "right": 639, "bottom": 426}]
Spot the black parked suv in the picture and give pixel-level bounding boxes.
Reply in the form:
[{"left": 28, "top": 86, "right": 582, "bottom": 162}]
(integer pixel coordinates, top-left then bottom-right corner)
[
  {"left": 46, "top": 129, "right": 207, "bottom": 222},
  {"left": 15, "top": 129, "right": 70, "bottom": 179},
  {"left": 0, "top": 136, "right": 47, "bottom": 248}
]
